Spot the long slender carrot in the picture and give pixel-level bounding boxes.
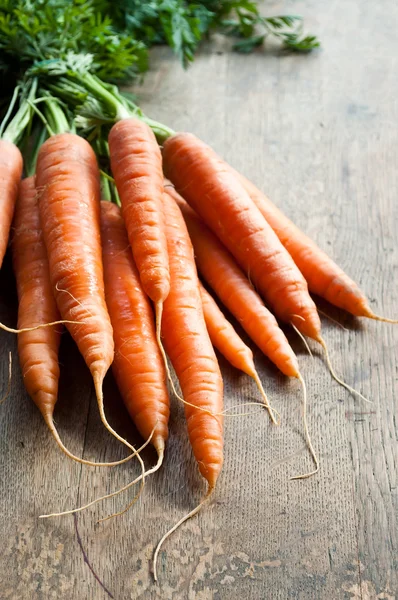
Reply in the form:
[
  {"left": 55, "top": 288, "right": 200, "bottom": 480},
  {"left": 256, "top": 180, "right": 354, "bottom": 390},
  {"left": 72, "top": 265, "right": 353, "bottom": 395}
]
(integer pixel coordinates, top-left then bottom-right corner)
[
  {"left": 199, "top": 282, "right": 279, "bottom": 424},
  {"left": 108, "top": 117, "right": 170, "bottom": 350},
  {"left": 164, "top": 185, "right": 319, "bottom": 480},
  {"left": 167, "top": 185, "right": 299, "bottom": 378},
  {"left": 153, "top": 190, "right": 224, "bottom": 580},
  {"left": 12, "top": 176, "right": 136, "bottom": 467},
  {"left": 101, "top": 200, "right": 170, "bottom": 461},
  {"left": 162, "top": 132, "right": 322, "bottom": 342},
  {"left": 234, "top": 170, "right": 397, "bottom": 323},
  {"left": 36, "top": 132, "right": 139, "bottom": 457},
  {"left": 0, "top": 139, "right": 22, "bottom": 268}
]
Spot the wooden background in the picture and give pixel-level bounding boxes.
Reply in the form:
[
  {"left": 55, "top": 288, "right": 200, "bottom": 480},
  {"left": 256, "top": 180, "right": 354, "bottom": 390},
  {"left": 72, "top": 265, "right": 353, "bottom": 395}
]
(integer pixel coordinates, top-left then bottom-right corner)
[{"left": 1, "top": 1, "right": 397, "bottom": 598}]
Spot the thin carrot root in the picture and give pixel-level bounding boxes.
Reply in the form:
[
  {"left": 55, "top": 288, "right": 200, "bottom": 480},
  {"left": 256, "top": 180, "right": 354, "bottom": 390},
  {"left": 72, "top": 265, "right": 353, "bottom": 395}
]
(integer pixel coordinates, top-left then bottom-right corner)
[
  {"left": 250, "top": 370, "right": 280, "bottom": 425},
  {"left": 317, "top": 308, "right": 348, "bottom": 331},
  {"left": 155, "top": 301, "right": 182, "bottom": 401},
  {"left": 0, "top": 351, "right": 12, "bottom": 405},
  {"left": 365, "top": 311, "right": 398, "bottom": 324},
  {"left": 153, "top": 487, "right": 214, "bottom": 582},
  {"left": 93, "top": 375, "right": 149, "bottom": 488},
  {"left": 290, "top": 373, "right": 319, "bottom": 480},
  {"left": 319, "top": 337, "right": 371, "bottom": 404},
  {"left": 40, "top": 435, "right": 161, "bottom": 519},
  {"left": 45, "top": 416, "right": 141, "bottom": 467},
  {"left": 291, "top": 323, "right": 313, "bottom": 358},
  {"left": 0, "top": 319, "right": 79, "bottom": 334}
]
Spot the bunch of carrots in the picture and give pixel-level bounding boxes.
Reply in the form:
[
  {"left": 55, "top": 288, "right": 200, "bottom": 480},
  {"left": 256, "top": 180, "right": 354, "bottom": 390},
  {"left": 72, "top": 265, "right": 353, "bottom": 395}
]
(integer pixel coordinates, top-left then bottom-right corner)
[{"left": 0, "top": 75, "right": 396, "bottom": 580}]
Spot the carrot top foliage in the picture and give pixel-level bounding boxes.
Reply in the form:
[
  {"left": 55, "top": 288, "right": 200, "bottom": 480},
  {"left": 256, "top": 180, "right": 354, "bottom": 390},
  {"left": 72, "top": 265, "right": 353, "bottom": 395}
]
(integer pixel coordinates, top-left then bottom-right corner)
[{"left": 0, "top": 0, "right": 319, "bottom": 83}]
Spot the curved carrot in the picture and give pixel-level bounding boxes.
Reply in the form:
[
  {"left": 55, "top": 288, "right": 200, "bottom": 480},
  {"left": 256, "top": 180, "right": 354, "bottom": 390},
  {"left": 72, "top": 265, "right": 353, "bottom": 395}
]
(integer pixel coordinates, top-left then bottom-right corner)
[
  {"left": 36, "top": 133, "right": 138, "bottom": 456},
  {"left": 108, "top": 117, "right": 170, "bottom": 342},
  {"left": 167, "top": 185, "right": 299, "bottom": 378},
  {"left": 235, "top": 171, "right": 397, "bottom": 323},
  {"left": 199, "top": 282, "right": 279, "bottom": 424},
  {"left": 100, "top": 201, "right": 170, "bottom": 458},
  {"left": 153, "top": 190, "right": 224, "bottom": 577},
  {"left": 162, "top": 133, "right": 322, "bottom": 342},
  {"left": 0, "top": 139, "right": 22, "bottom": 268},
  {"left": 12, "top": 177, "right": 135, "bottom": 468}
]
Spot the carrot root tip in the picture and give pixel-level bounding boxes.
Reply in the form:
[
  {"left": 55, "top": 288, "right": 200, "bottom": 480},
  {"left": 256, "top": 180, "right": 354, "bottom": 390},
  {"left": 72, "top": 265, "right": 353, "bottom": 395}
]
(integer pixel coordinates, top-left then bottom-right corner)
[{"left": 153, "top": 486, "right": 214, "bottom": 582}]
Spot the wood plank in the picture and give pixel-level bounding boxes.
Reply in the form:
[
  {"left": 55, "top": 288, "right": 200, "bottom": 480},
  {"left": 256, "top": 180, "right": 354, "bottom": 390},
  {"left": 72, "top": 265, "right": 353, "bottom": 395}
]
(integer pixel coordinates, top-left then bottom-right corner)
[{"left": 0, "top": 1, "right": 397, "bottom": 598}]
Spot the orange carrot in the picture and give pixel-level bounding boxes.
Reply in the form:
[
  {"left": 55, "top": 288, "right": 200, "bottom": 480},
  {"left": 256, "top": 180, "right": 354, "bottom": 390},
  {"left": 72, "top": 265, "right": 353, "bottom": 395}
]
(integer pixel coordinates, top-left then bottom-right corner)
[
  {"left": 167, "top": 185, "right": 299, "bottom": 378},
  {"left": 108, "top": 118, "right": 170, "bottom": 344},
  {"left": 153, "top": 190, "right": 224, "bottom": 578},
  {"left": 12, "top": 176, "right": 135, "bottom": 467},
  {"left": 234, "top": 170, "right": 397, "bottom": 323},
  {"left": 36, "top": 133, "right": 139, "bottom": 456},
  {"left": 0, "top": 139, "right": 22, "bottom": 268},
  {"left": 101, "top": 201, "right": 170, "bottom": 460},
  {"left": 162, "top": 133, "right": 322, "bottom": 342},
  {"left": 199, "top": 282, "right": 279, "bottom": 424}
]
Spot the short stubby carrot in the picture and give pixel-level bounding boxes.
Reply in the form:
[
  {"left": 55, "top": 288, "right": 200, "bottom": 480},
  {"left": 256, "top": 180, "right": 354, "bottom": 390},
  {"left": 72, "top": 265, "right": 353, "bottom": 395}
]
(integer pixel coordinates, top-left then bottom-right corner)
[
  {"left": 161, "top": 190, "right": 224, "bottom": 489},
  {"left": 162, "top": 133, "right": 322, "bottom": 341},
  {"left": 235, "top": 171, "right": 395, "bottom": 322},
  {"left": 199, "top": 282, "right": 279, "bottom": 424},
  {"left": 108, "top": 118, "right": 170, "bottom": 320},
  {"left": 168, "top": 185, "right": 299, "bottom": 378},
  {"left": 100, "top": 201, "right": 170, "bottom": 459},
  {"left": 36, "top": 133, "right": 139, "bottom": 456},
  {"left": 13, "top": 177, "right": 134, "bottom": 468},
  {"left": 0, "top": 139, "right": 23, "bottom": 267}
]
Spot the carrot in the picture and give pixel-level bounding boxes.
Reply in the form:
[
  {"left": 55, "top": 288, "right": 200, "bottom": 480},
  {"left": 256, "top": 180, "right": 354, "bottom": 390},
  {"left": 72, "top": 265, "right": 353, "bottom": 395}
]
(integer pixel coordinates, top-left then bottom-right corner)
[
  {"left": 162, "top": 132, "right": 322, "bottom": 342},
  {"left": 12, "top": 176, "right": 136, "bottom": 467},
  {"left": 153, "top": 189, "right": 224, "bottom": 580},
  {"left": 101, "top": 200, "right": 170, "bottom": 466},
  {"left": 234, "top": 170, "right": 397, "bottom": 323},
  {"left": 164, "top": 185, "right": 319, "bottom": 480},
  {"left": 0, "top": 139, "right": 22, "bottom": 268},
  {"left": 36, "top": 131, "right": 140, "bottom": 458},
  {"left": 108, "top": 117, "right": 170, "bottom": 356},
  {"left": 163, "top": 137, "right": 369, "bottom": 403},
  {"left": 199, "top": 282, "right": 279, "bottom": 424},
  {"left": 168, "top": 185, "right": 300, "bottom": 378}
]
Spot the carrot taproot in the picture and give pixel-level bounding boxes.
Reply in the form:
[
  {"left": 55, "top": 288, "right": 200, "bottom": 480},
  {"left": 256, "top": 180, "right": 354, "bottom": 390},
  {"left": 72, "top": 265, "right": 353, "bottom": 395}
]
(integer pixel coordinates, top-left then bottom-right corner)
[
  {"left": 167, "top": 185, "right": 300, "bottom": 378},
  {"left": 0, "top": 139, "right": 22, "bottom": 268},
  {"left": 199, "top": 282, "right": 279, "bottom": 424},
  {"left": 12, "top": 176, "right": 137, "bottom": 467},
  {"left": 164, "top": 185, "right": 319, "bottom": 481},
  {"left": 108, "top": 118, "right": 170, "bottom": 356},
  {"left": 153, "top": 189, "right": 224, "bottom": 580},
  {"left": 234, "top": 170, "right": 397, "bottom": 323},
  {"left": 162, "top": 132, "right": 322, "bottom": 342},
  {"left": 101, "top": 200, "right": 170, "bottom": 459},
  {"left": 36, "top": 133, "right": 141, "bottom": 458}
]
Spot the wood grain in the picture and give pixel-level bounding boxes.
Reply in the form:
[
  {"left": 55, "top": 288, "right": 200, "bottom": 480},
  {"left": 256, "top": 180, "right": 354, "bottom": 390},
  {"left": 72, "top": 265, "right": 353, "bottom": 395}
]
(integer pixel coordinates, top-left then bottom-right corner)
[{"left": 1, "top": 1, "right": 397, "bottom": 598}]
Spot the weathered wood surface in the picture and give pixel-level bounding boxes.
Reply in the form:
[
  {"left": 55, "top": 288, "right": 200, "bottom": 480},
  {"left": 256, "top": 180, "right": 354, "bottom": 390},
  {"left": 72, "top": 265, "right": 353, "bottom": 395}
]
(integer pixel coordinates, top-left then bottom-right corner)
[{"left": 1, "top": 1, "right": 397, "bottom": 598}]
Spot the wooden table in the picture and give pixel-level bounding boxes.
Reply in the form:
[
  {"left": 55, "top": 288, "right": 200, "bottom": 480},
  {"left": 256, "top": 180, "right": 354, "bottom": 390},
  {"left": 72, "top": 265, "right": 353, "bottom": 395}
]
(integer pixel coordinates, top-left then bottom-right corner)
[{"left": 1, "top": 2, "right": 397, "bottom": 598}]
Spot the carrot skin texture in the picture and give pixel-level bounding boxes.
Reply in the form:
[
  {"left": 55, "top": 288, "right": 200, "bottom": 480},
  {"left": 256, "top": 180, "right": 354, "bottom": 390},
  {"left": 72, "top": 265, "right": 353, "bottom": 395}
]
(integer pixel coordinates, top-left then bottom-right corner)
[
  {"left": 12, "top": 176, "right": 61, "bottom": 420},
  {"left": 161, "top": 191, "right": 224, "bottom": 489},
  {"left": 169, "top": 187, "right": 299, "bottom": 377},
  {"left": 0, "top": 139, "right": 23, "bottom": 268},
  {"left": 109, "top": 118, "right": 170, "bottom": 304},
  {"left": 100, "top": 201, "right": 170, "bottom": 454},
  {"left": 163, "top": 133, "right": 321, "bottom": 341},
  {"left": 199, "top": 283, "right": 255, "bottom": 376},
  {"left": 36, "top": 133, "right": 114, "bottom": 381},
  {"left": 235, "top": 172, "right": 373, "bottom": 318}
]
